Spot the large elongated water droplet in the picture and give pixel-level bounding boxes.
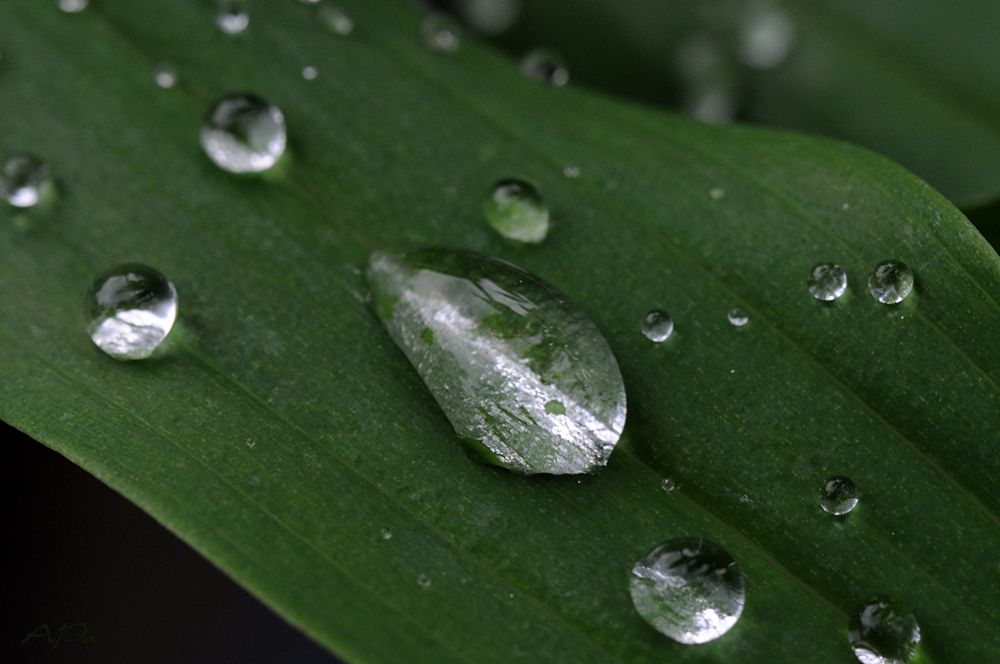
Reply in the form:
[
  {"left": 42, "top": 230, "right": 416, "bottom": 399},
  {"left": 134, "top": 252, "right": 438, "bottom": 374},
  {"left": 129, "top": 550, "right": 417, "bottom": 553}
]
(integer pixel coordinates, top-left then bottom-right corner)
[
  {"left": 483, "top": 179, "right": 549, "bottom": 243},
  {"left": 820, "top": 476, "right": 858, "bottom": 515},
  {"left": 1, "top": 154, "right": 52, "bottom": 208},
  {"left": 200, "top": 95, "right": 286, "bottom": 173},
  {"left": 808, "top": 262, "right": 847, "bottom": 301},
  {"left": 848, "top": 597, "right": 920, "bottom": 664},
  {"left": 629, "top": 537, "right": 745, "bottom": 644},
  {"left": 365, "top": 249, "right": 626, "bottom": 475},
  {"left": 85, "top": 264, "right": 178, "bottom": 360},
  {"left": 868, "top": 260, "right": 913, "bottom": 304}
]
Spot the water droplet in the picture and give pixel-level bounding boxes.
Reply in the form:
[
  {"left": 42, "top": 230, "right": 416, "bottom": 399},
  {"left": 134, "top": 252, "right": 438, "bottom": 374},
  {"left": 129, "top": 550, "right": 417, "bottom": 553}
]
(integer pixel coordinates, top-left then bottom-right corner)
[
  {"left": 709, "top": 187, "right": 725, "bottom": 200},
  {"left": 820, "top": 476, "right": 858, "bottom": 515},
  {"left": 661, "top": 478, "right": 676, "bottom": 492},
  {"left": 727, "top": 308, "right": 749, "bottom": 327},
  {"left": 642, "top": 310, "right": 674, "bottom": 343},
  {"left": 738, "top": 5, "right": 795, "bottom": 70},
  {"left": 58, "top": 0, "right": 88, "bottom": 12},
  {"left": 563, "top": 165, "right": 580, "bottom": 178},
  {"left": 154, "top": 62, "right": 178, "bottom": 89},
  {"left": 246, "top": 438, "right": 256, "bottom": 448},
  {"left": 456, "top": 0, "right": 521, "bottom": 35},
  {"left": 868, "top": 260, "right": 913, "bottom": 305},
  {"left": 302, "top": 65, "right": 318, "bottom": 80},
  {"left": 520, "top": 49, "right": 569, "bottom": 86},
  {"left": 380, "top": 527, "right": 393, "bottom": 540},
  {"left": 848, "top": 596, "right": 920, "bottom": 664},
  {"left": 216, "top": 1, "right": 249, "bottom": 34},
  {"left": 629, "top": 537, "right": 745, "bottom": 644},
  {"left": 483, "top": 179, "right": 549, "bottom": 243},
  {"left": 365, "top": 249, "right": 627, "bottom": 475},
  {"left": 808, "top": 262, "right": 847, "bottom": 301},
  {"left": 200, "top": 94, "right": 286, "bottom": 173},
  {"left": 1, "top": 154, "right": 52, "bottom": 208},
  {"left": 421, "top": 13, "right": 461, "bottom": 53},
  {"left": 85, "top": 263, "right": 178, "bottom": 360},
  {"left": 317, "top": 4, "right": 354, "bottom": 35},
  {"left": 675, "top": 34, "right": 739, "bottom": 124},
  {"left": 417, "top": 573, "right": 432, "bottom": 589}
]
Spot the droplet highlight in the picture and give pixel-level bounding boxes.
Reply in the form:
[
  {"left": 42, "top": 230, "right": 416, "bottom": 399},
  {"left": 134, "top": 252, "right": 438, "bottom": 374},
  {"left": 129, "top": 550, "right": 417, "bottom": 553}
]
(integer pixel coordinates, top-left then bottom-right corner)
[
  {"left": 85, "top": 263, "right": 178, "bottom": 360},
  {"left": 642, "top": 310, "right": 674, "bottom": 343},
  {"left": 808, "top": 262, "right": 847, "bottom": 301},
  {"left": 216, "top": 1, "right": 249, "bottom": 34},
  {"left": 421, "top": 13, "right": 461, "bottom": 53},
  {"left": 154, "top": 62, "right": 178, "bottom": 89},
  {"left": 820, "top": 476, "right": 858, "bottom": 515},
  {"left": 868, "top": 260, "right": 913, "bottom": 305},
  {"left": 630, "top": 537, "right": 745, "bottom": 644},
  {"left": 520, "top": 49, "right": 569, "bottom": 86},
  {"left": 317, "top": 5, "right": 354, "bottom": 36},
  {"left": 302, "top": 65, "right": 318, "bottom": 80},
  {"left": 483, "top": 179, "right": 549, "bottom": 243},
  {"left": 200, "top": 94, "right": 286, "bottom": 173},
  {"left": 1, "top": 154, "right": 52, "bottom": 208},
  {"left": 848, "top": 596, "right": 920, "bottom": 664},
  {"left": 365, "top": 249, "right": 627, "bottom": 475},
  {"left": 728, "top": 308, "right": 749, "bottom": 327}
]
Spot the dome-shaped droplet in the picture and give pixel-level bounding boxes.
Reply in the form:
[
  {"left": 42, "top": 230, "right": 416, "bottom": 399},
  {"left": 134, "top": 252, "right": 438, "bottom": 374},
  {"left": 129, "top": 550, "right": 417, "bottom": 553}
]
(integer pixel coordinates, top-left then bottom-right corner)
[
  {"left": 1, "top": 154, "right": 52, "bottom": 208},
  {"left": 216, "top": 1, "right": 249, "bottom": 34},
  {"left": 365, "top": 249, "right": 627, "bottom": 475},
  {"left": 417, "top": 574, "right": 432, "bottom": 589},
  {"left": 154, "top": 62, "right": 178, "bottom": 89},
  {"left": 520, "top": 49, "right": 569, "bottom": 86},
  {"left": 379, "top": 527, "right": 393, "bottom": 540},
  {"left": 318, "top": 5, "right": 354, "bottom": 36},
  {"left": 200, "top": 94, "right": 286, "bottom": 173},
  {"left": 728, "top": 308, "right": 749, "bottom": 327},
  {"left": 85, "top": 264, "right": 178, "bottom": 360},
  {"left": 738, "top": 5, "right": 795, "bottom": 70},
  {"left": 868, "top": 260, "right": 913, "bottom": 305},
  {"left": 848, "top": 596, "right": 920, "bottom": 664},
  {"left": 302, "top": 65, "right": 318, "bottom": 80},
  {"left": 642, "top": 310, "right": 674, "bottom": 343},
  {"left": 456, "top": 0, "right": 521, "bottom": 35},
  {"left": 629, "top": 537, "right": 745, "bottom": 644},
  {"left": 483, "top": 179, "right": 549, "bottom": 243},
  {"left": 58, "top": 0, "right": 88, "bottom": 13},
  {"left": 820, "top": 476, "right": 858, "bottom": 515},
  {"left": 661, "top": 478, "right": 676, "bottom": 492},
  {"left": 808, "top": 262, "right": 847, "bottom": 301},
  {"left": 421, "top": 13, "right": 461, "bottom": 53}
]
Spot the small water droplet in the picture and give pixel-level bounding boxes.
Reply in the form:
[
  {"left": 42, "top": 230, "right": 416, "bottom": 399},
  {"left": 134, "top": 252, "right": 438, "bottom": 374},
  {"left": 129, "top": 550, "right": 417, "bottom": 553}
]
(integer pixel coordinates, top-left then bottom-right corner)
[
  {"left": 299, "top": 0, "right": 319, "bottom": 4},
  {"left": 318, "top": 4, "right": 354, "bottom": 35},
  {"left": 457, "top": 0, "right": 521, "bottom": 35},
  {"left": 380, "top": 527, "right": 393, "bottom": 540},
  {"left": 1, "top": 154, "right": 53, "bottom": 208},
  {"left": 709, "top": 187, "right": 725, "bottom": 200},
  {"left": 246, "top": 438, "right": 256, "bottom": 448},
  {"left": 820, "top": 476, "right": 858, "bottom": 515},
  {"left": 85, "top": 263, "right": 178, "bottom": 360},
  {"left": 642, "top": 310, "right": 674, "bottom": 343},
  {"left": 417, "top": 573, "right": 432, "bottom": 589},
  {"left": 365, "top": 249, "right": 627, "bottom": 475},
  {"left": 848, "top": 596, "right": 920, "bottom": 664},
  {"left": 675, "top": 34, "right": 739, "bottom": 124},
  {"left": 727, "top": 308, "right": 749, "bottom": 327},
  {"left": 302, "top": 65, "right": 318, "bottom": 80},
  {"left": 661, "top": 478, "right": 676, "bottom": 492},
  {"left": 868, "top": 260, "right": 913, "bottom": 305},
  {"left": 483, "top": 179, "right": 549, "bottom": 243},
  {"left": 154, "top": 62, "right": 178, "bottom": 89},
  {"left": 629, "top": 537, "right": 745, "bottom": 644},
  {"left": 200, "top": 94, "right": 286, "bottom": 173},
  {"left": 563, "top": 165, "right": 580, "bottom": 178},
  {"left": 808, "top": 262, "right": 847, "bottom": 301},
  {"left": 520, "top": 49, "right": 569, "bottom": 86},
  {"left": 421, "top": 13, "right": 461, "bottom": 53},
  {"left": 216, "top": 1, "right": 249, "bottom": 34},
  {"left": 58, "top": 0, "right": 88, "bottom": 12},
  {"left": 738, "top": 4, "right": 795, "bottom": 70}
]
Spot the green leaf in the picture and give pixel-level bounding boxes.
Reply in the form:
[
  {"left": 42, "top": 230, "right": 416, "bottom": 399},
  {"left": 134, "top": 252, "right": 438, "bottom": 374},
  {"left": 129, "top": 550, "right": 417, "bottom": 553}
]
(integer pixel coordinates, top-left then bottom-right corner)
[
  {"left": 490, "top": 0, "right": 1000, "bottom": 209},
  {"left": 2, "top": 1, "right": 999, "bottom": 663}
]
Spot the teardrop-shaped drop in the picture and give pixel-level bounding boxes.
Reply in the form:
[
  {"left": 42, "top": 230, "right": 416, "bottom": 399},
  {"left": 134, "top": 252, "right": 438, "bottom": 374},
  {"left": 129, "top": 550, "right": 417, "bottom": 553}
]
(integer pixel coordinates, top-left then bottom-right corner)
[{"left": 365, "top": 249, "right": 627, "bottom": 475}]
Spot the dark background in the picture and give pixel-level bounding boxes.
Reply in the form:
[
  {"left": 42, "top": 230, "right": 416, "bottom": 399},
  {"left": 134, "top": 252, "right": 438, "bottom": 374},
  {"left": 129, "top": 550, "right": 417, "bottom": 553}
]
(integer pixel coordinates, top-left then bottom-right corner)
[{"left": 4, "top": 420, "right": 343, "bottom": 664}]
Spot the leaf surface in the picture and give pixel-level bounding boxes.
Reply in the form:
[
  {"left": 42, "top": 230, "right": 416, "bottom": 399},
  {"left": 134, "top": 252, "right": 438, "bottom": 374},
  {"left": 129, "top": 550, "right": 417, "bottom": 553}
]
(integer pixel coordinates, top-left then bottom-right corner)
[{"left": 1, "top": 1, "right": 999, "bottom": 663}]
